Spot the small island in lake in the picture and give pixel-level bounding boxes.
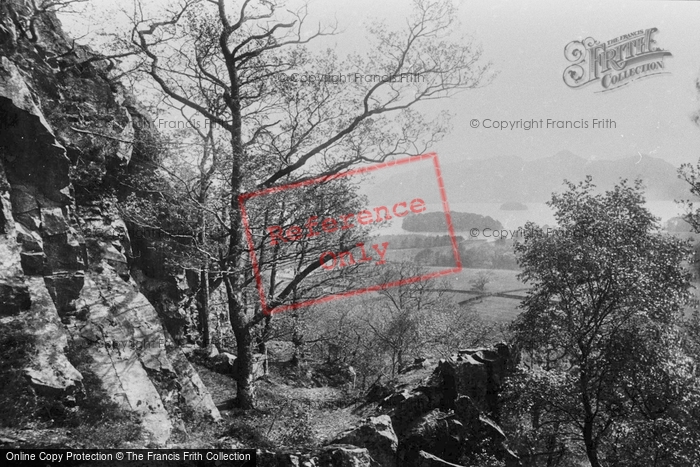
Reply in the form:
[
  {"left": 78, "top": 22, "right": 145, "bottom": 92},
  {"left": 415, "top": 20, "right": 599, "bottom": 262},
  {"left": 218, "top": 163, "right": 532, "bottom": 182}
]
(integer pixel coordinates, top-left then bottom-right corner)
[
  {"left": 402, "top": 211, "right": 503, "bottom": 232},
  {"left": 500, "top": 201, "right": 528, "bottom": 211}
]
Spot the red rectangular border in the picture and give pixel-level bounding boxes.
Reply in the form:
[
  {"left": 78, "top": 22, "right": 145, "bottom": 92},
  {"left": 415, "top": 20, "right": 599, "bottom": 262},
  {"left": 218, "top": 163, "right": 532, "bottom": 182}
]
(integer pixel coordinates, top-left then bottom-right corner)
[{"left": 239, "top": 153, "right": 462, "bottom": 315}]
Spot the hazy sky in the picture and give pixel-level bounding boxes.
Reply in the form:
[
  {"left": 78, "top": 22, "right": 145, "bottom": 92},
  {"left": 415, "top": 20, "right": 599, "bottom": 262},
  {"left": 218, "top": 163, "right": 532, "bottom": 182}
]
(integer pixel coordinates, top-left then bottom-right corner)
[
  {"left": 64, "top": 0, "right": 700, "bottom": 170},
  {"left": 302, "top": 0, "right": 700, "bottom": 168}
]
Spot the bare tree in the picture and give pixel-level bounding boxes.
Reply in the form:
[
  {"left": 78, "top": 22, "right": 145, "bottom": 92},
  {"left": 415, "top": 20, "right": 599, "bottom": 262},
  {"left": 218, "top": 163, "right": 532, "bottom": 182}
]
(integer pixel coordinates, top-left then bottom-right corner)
[
  {"left": 10, "top": 0, "right": 89, "bottom": 42},
  {"left": 116, "top": 0, "right": 491, "bottom": 408},
  {"left": 364, "top": 263, "right": 490, "bottom": 378}
]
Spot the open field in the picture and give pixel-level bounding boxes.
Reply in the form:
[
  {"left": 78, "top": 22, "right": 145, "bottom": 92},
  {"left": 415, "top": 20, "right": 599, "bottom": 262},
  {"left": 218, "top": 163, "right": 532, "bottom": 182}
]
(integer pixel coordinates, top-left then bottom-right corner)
[
  {"left": 436, "top": 267, "right": 700, "bottom": 324},
  {"left": 467, "top": 296, "right": 524, "bottom": 325},
  {"left": 420, "top": 267, "right": 527, "bottom": 325},
  {"left": 432, "top": 267, "right": 525, "bottom": 293}
]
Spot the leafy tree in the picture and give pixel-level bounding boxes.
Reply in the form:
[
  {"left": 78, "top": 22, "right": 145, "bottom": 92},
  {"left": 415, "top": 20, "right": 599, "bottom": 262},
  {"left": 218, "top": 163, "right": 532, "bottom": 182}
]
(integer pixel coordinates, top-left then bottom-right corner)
[
  {"left": 106, "top": 0, "right": 492, "bottom": 408},
  {"left": 470, "top": 270, "right": 493, "bottom": 293},
  {"left": 677, "top": 161, "right": 700, "bottom": 234},
  {"left": 506, "top": 177, "right": 699, "bottom": 467},
  {"left": 365, "top": 262, "right": 490, "bottom": 378}
]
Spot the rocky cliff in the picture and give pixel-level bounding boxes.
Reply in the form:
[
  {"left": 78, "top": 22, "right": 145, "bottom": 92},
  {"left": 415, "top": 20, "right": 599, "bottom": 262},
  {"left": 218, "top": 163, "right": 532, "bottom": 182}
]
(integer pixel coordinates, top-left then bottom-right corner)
[{"left": 0, "top": 0, "right": 219, "bottom": 445}]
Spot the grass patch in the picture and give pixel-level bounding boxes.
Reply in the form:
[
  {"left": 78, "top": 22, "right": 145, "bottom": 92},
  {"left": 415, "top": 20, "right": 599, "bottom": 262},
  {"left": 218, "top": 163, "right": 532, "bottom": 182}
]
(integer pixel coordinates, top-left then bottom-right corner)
[
  {"left": 435, "top": 267, "right": 525, "bottom": 293},
  {"left": 470, "top": 296, "right": 523, "bottom": 325},
  {"left": 225, "top": 411, "right": 277, "bottom": 450}
]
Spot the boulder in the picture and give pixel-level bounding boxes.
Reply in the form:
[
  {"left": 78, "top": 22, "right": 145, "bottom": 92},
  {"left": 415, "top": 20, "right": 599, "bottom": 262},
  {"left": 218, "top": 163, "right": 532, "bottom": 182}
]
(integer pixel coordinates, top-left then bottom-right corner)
[
  {"left": 366, "top": 382, "right": 394, "bottom": 404},
  {"left": 258, "top": 446, "right": 379, "bottom": 467},
  {"left": 165, "top": 345, "right": 221, "bottom": 422},
  {"left": 331, "top": 415, "right": 398, "bottom": 467},
  {"left": 213, "top": 352, "right": 237, "bottom": 374},
  {"left": 319, "top": 445, "right": 380, "bottom": 467},
  {"left": 453, "top": 396, "right": 481, "bottom": 434},
  {"left": 382, "top": 389, "right": 411, "bottom": 407},
  {"left": 400, "top": 357, "right": 432, "bottom": 374},
  {"left": 212, "top": 351, "right": 267, "bottom": 380},
  {"left": 390, "top": 391, "right": 431, "bottom": 436},
  {"left": 417, "top": 451, "right": 466, "bottom": 467},
  {"left": 257, "top": 450, "right": 318, "bottom": 467},
  {"left": 439, "top": 354, "right": 489, "bottom": 411},
  {"left": 440, "top": 344, "right": 511, "bottom": 415},
  {"left": 397, "top": 409, "right": 466, "bottom": 467},
  {"left": 383, "top": 344, "right": 519, "bottom": 467}
]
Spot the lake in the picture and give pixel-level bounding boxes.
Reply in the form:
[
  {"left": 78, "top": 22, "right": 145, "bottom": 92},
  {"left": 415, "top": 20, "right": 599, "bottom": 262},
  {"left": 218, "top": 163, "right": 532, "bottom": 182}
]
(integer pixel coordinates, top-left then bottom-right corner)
[{"left": 371, "top": 200, "right": 686, "bottom": 237}]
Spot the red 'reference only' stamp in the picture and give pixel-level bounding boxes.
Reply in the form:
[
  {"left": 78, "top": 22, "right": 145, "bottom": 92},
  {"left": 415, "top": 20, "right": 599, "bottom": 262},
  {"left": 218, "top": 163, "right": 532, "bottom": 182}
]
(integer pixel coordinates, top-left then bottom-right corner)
[{"left": 239, "top": 153, "right": 462, "bottom": 316}]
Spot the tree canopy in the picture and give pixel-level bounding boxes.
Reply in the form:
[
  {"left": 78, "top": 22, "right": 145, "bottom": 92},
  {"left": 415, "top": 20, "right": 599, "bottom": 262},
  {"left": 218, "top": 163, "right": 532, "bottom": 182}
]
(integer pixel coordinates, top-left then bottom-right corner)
[{"left": 505, "top": 177, "right": 700, "bottom": 467}]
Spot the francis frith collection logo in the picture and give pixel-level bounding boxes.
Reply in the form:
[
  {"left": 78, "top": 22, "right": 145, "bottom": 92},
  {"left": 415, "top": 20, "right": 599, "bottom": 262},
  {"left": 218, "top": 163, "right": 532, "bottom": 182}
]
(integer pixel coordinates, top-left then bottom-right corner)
[{"left": 563, "top": 28, "right": 672, "bottom": 92}]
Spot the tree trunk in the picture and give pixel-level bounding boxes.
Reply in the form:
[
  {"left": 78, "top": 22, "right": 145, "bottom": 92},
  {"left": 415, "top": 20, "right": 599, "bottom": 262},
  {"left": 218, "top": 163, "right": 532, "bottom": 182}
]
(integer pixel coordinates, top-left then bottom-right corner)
[
  {"left": 291, "top": 312, "right": 305, "bottom": 367},
  {"left": 226, "top": 131, "right": 256, "bottom": 407},
  {"left": 232, "top": 319, "right": 256, "bottom": 409},
  {"left": 583, "top": 417, "right": 600, "bottom": 467},
  {"left": 224, "top": 263, "right": 256, "bottom": 409},
  {"left": 580, "top": 365, "right": 601, "bottom": 467},
  {"left": 257, "top": 314, "right": 272, "bottom": 353},
  {"left": 199, "top": 268, "right": 210, "bottom": 348}
]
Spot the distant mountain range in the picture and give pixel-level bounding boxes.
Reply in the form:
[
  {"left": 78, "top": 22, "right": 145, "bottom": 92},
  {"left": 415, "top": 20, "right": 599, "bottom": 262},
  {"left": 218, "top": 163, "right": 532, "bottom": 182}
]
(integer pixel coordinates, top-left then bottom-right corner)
[{"left": 367, "top": 151, "right": 690, "bottom": 204}]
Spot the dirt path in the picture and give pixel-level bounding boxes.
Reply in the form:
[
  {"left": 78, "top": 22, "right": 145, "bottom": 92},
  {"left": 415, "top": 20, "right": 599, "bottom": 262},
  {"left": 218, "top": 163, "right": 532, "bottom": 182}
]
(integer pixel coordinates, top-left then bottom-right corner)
[{"left": 193, "top": 361, "right": 364, "bottom": 446}]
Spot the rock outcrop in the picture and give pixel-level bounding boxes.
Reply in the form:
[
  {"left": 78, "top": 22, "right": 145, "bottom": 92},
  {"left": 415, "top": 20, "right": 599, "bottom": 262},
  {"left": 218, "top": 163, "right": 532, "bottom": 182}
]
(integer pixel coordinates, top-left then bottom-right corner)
[
  {"left": 330, "top": 415, "right": 398, "bottom": 467},
  {"left": 1, "top": 54, "right": 84, "bottom": 402},
  {"left": 371, "top": 345, "right": 518, "bottom": 467},
  {"left": 0, "top": 0, "right": 219, "bottom": 445},
  {"left": 256, "top": 344, "right": 519, "bottom": 467},
  {"left": 258, "top": 444, "right": 381, "bottom": 467}
]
